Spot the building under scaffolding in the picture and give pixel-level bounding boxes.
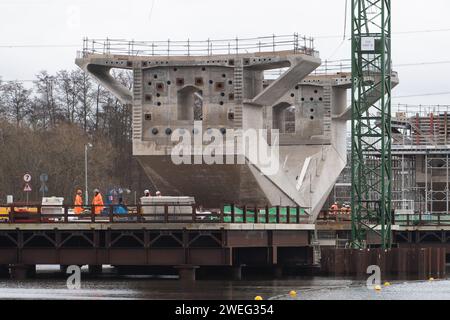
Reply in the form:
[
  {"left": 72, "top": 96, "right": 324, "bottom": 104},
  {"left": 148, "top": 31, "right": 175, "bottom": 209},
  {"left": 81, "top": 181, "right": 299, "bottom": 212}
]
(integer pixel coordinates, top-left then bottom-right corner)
[{"left": 326, "top": 104, "right": 450, "bottom": 221}]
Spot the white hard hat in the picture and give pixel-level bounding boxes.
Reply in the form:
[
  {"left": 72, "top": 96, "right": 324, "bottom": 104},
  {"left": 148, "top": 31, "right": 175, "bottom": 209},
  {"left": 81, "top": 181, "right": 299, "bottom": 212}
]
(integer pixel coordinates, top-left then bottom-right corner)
[
  {"left": 144, "top": 190, "right": 150, "bottom": 193},
  {"left": 94, "top": 189, "right": 100, "bottom": 193}
]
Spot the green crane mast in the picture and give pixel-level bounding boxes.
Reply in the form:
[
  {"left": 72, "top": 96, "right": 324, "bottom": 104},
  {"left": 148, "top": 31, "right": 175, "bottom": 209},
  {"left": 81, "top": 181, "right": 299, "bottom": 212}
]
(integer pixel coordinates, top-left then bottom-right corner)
[{"left": 351, "top": 0, "right": 392, "bottom": 249}]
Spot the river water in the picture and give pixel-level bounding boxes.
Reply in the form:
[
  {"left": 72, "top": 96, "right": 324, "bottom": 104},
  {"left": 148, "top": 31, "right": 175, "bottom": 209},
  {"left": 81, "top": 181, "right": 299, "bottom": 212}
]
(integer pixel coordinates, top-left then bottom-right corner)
[{"left": 0, "top": 265, "right": 448, "bottom": 300}]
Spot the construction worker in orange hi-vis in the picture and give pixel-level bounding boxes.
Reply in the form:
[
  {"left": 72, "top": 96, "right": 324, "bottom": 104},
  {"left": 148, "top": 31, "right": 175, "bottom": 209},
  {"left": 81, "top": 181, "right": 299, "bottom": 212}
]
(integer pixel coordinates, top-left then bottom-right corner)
[
  {"left": 92, "top": 189, "right": 104, "bottom": 215},
  {"left": 74, "top": 189, "right": 83, "bottom": 215},
  {"left": 330, "top": 202, "right": 339, "bottom": 215}
]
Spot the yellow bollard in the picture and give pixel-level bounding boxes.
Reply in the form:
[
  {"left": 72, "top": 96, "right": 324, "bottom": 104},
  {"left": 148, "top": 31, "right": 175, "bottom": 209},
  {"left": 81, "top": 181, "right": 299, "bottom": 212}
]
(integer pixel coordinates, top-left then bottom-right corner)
[
  {"left": 384, "top": 282, "right": 391, "bottom": 287},
  {"left": 429, "top": 277, "right": 435, "bottom": 282},
  {"left": 255, "top": 296, "right": 263, "bottom": 301},
  {"left": 289, "top": 290, "right": 297, "bottom": 298},
  {"left": 374, "top": 285, "right": 382, "bottom": 291}
]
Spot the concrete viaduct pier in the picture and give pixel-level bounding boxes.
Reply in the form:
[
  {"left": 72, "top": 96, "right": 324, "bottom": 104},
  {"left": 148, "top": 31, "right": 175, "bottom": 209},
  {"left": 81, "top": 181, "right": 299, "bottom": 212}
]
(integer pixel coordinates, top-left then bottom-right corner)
[{"left": 75, "top": 35, "right": 351, "bottom": 221}]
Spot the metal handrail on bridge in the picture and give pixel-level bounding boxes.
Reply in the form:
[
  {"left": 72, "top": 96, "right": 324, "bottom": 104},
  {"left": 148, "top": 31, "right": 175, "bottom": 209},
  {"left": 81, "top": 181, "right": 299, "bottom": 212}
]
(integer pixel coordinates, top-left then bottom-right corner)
[
  {"left": 79, "top": 34, "right": 317, "bottom": 58},
  {"left": 0, "top": 204, "right": 310, "bottom": 225},
  {"left": 316, "top": 209, "right": 450, "bottom": 227}
]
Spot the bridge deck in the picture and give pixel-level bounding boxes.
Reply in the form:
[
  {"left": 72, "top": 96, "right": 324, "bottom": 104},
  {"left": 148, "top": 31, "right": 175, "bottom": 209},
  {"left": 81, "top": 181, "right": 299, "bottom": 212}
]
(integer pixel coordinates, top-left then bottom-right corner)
[{"left": 0, "top": 222, "right": 315, "bottom": 231}]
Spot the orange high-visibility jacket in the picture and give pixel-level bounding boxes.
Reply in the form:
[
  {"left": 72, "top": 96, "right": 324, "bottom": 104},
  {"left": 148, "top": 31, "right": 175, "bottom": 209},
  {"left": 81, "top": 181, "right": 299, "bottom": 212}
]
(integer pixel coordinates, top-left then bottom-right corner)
[
  {"left": 74, "top": 195, "right": 83, "bottom": 215},
  {"left": 92, "top": 194, "right": 104, "bottom": 215}
]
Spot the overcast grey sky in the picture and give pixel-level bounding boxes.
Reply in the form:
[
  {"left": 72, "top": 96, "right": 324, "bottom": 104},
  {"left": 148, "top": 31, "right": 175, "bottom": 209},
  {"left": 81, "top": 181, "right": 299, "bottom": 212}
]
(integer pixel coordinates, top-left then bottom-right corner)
[{"left": 1, "top": 0, "right": 449, "bottom": 106}]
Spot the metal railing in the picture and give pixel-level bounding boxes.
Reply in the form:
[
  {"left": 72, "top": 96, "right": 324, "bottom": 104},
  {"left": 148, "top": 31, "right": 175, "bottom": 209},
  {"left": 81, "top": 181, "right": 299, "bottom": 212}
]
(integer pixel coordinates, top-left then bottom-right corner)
[
  {"left": 395, "top": 212, "right": 450, "bottom": 227},
  {"left": 393, "top": 104, "right": 450, "bottom": 118},
  {"left": 79, "top": 34, "right": 317, "bottom": 58},
  {"left": 264, "top": 59, "right": 351, "bottom": 79},
  {"left": 317, "top": 210, "right": 352, "bottom": 223},
  {"left": 0, "top": 204, "right": 309, "bottom": 225},
  {"left": 317, "top": 209, "right": 450, "bottom": 227},
  {"left": 314, "top": 59, "right": 351, "bottom": 75}
]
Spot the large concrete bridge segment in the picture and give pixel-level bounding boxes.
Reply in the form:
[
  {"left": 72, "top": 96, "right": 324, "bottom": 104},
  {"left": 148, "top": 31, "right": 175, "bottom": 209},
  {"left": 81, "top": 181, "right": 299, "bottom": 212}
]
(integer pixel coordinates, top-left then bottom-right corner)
[
  {"left": 75, "top": 36, "right": 355, "bottom": 222},
  {"left": 333, "top": 71, "right": 400, "bottom": 121}
]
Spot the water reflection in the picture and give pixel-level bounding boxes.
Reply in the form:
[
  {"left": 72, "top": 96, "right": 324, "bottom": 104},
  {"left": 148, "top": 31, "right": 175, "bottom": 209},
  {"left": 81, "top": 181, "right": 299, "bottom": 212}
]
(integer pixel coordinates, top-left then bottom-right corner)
[{"left": 0, "top": 265, "right": 448, "bottom": 300}]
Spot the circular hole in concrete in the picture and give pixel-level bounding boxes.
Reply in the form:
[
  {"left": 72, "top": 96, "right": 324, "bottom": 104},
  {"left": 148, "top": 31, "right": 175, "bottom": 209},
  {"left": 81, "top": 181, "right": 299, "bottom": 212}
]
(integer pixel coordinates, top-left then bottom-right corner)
[
  {"left": 165, "top": 128, "right": 172, "bottom": 135},
  {"left": 167, "top": 81, "right": 171, "bottom": 85},
  {"left": 157, "top": 102, "right": 162, "bottom": 106},
  {"left": 209, "top": 80, "right": 214, "bottom": 84},
  {"left": 154, "top": 75, "right": 158, "bottom": 79},
  {"left": 221, "top": 93, "right": 225, "bottom": 97},
  {"left": 228, "top": 80, "right": 233, "bottom": 85},
  {"left": 219, "top": 101, "right": 224, "bottom": 105},
  {"left": 310, "top": 116, "right": 315, "bottom": 120},
  {"left": 291, "top": 93, "right": 295, "bottom": 98},
  {"left": 152, "top": 128, "right": 159, "bottom": 135},
  {"left": 310, "top": 97, "right": 314, "bottom": 101}
]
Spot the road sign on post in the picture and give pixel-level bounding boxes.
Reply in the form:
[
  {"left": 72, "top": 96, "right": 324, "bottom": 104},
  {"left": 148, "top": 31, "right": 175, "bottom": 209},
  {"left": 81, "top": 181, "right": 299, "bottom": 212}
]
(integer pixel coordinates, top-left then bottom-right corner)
[
  {"left": 40, "top": 173, "right": 49, "bottom": 198},
  {"left": 23, "top": 173, "right": 32, "bottom": 204},
  {"left": 23, "top": 173, "right": 32, "bottom": 183},
  {"left": 40, "top": 174, "right": 48, "bottom": 182}
]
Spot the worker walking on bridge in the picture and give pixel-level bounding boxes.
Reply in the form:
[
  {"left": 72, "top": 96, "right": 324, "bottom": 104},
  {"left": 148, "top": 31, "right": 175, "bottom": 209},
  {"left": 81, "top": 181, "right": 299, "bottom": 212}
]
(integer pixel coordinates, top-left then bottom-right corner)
[
  {"left": 74, "top": 189, "right": 83, "bottom": 215},
  {"left": 92, "top": 189, "right": 104, "bottom": 215}
]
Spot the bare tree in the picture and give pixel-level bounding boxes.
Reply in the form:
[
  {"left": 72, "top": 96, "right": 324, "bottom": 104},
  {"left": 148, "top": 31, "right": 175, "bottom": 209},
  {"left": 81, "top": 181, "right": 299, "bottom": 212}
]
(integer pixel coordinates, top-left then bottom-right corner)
[
  {"left": 56, "top": 70, "right": 79, "bottom": 124},
  {"left": 74, "top": 71, "right": 94, "bottom": 132},
  {"left": 0, "top": 68, "right": 152, "bottom": 203},
  {"left": 0, "top": 81, "right": 32, "bottom": 127},
  {"left": 35, "top": 71, "right": 60, "bottom": 129}
]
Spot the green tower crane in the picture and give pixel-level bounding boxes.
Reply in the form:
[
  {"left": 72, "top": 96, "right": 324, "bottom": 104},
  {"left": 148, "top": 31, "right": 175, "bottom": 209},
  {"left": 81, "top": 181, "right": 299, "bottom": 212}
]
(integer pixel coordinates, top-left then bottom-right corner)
[{"left": 351, "top": 0, "right": 392, "bottom": 249}]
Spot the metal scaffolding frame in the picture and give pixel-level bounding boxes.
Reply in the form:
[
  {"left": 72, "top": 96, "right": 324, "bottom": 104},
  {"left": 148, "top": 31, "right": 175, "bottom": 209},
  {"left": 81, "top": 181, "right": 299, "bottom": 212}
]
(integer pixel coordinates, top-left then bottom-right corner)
[
  {"left": 424, "top": 154, "right": 450, "bottom": 215},
  {"left": 326, "top": 105, "right": 450, "bottom": 226},
  {"left": 351, "top": 0, "right": 392, "bottom": 249}
]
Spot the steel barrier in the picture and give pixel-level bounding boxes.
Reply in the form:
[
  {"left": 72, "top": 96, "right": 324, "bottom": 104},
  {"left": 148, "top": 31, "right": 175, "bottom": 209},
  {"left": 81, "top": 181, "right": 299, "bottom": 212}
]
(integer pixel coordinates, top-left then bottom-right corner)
[
  {"left": 0, "top": 204, "right": 310, "bottom": 225},
  {"left": 79, "top": 34, "right": 317, "bottom": 58}
]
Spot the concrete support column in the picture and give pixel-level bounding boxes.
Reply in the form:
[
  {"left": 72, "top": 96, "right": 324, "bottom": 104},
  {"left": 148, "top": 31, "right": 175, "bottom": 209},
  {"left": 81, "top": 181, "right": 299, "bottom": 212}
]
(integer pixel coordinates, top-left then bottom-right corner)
[
  {"left": 231, "top": 265, "right": 244, "bottom": 281},
  {"left": 27, "top": 265, "right": 36, "bottom": 278},
  {"left": 175, "top": 266, "right": 199, "bottom": 282},
  {"left": 273, "top": 265, "right": 283, "bottom": 279},
  {"left": 0, "top": 265, "right": 10, "bottom": 278},
  {"left": 88, "top": 265, "right": 103, "bottom": 275},
  {"left": 9, "top": 264, "right": 35, "bottom": 280}
]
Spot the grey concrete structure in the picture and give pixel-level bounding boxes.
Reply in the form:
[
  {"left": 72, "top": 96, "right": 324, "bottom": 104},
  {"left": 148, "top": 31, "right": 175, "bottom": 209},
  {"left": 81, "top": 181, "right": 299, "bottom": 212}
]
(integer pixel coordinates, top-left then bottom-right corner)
[{"left": 75, "top": 36, "right": 377, "bottom": 221}]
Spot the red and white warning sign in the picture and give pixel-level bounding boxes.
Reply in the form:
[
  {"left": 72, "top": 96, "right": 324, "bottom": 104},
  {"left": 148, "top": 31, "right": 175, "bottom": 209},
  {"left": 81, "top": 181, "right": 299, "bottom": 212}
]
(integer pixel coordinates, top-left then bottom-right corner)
[{"left": 24, "top": 183, "right": 32, "bottom": 192}]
